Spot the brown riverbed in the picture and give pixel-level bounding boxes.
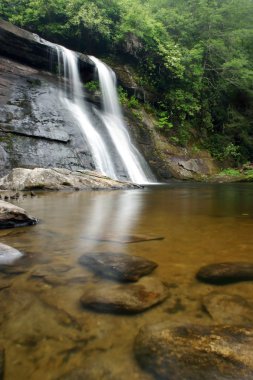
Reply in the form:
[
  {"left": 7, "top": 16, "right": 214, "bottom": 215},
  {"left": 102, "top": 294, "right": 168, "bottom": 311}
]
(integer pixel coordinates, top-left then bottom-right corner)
[{"left": 0, "top": 183, "right": 253, "bottom": 380}]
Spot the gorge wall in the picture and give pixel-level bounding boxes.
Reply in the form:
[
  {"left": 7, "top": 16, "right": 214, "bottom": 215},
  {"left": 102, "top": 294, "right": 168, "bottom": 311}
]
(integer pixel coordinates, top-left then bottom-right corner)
[
  {"left": 0, "top": 20, "right": 101, "bottom": 177},
  {"left": 0, "top": 19, "right": 218, "bottom": 181}
]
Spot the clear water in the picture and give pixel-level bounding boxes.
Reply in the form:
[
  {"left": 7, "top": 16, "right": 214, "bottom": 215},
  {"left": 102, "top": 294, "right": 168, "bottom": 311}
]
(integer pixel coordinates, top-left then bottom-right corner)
[{"left": 1, "top": 183, "right": 253, "bottom": 379}]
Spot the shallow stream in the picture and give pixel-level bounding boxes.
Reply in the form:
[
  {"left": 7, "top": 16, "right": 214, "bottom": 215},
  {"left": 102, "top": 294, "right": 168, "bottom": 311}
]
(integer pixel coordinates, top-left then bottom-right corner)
[{"left": 1, "top": 183, "right": 253, "bottom": 379}]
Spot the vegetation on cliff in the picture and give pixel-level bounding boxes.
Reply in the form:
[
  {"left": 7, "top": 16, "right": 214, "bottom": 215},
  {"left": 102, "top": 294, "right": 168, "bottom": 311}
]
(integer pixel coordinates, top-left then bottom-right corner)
[{"left": 1, "top": 0, "right": 253, "bottom": 167}]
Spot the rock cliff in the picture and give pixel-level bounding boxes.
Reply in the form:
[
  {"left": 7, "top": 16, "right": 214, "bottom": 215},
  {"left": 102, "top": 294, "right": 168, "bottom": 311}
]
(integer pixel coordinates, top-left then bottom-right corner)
[{"left": 0, "top": 19, "right": 218, "bottom": 181}]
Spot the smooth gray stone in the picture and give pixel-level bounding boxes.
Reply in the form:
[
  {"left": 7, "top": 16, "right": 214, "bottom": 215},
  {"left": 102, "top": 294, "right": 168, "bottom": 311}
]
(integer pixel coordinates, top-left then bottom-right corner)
[
  {"left": 79, "top": 252, "right": 158, "bottom": 282},
  {"left": 80, "top": 277, "right": 169, "bottom": 314},
  {"left": 197, "top": 262, "right": 253, "bottom": 284}
]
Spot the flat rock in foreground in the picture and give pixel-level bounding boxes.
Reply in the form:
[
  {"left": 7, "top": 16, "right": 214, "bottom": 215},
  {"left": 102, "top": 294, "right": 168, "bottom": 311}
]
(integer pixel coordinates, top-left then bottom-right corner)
[
  {"left": 79, "top": 252, "right": 158, "bottom": 282},
  {"left": 0, "top": 200, "right": 38, "bottom": 229},
  {"left": 0, "top": 168, "right": 141, "bottom": 191},
  {"left": 197, "top": 262, "right": 253, "bottom": 284},
  {"left": 80, "top": 277, "right": 169, "bottom": 314},
  {"left": 135, "top": 323, "right": 253, "bottom": 380}
]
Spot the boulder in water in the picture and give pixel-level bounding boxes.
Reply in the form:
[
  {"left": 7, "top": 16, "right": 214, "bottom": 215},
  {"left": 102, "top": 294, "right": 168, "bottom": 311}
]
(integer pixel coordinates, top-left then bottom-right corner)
[
  {"left": 0, "top": 243, "right": 23, "bottom": 265},
  {"left": 78, "top": 252, "right": 158, "bottom": 282},
  {"left": 134, "top": 323, "right": 253, "bottom": 380},
  {"left": 80, "top": 277, "right": 169, "bottom": 314},
  {"left": 0, "top": 200, "right": 38, "bottom": 229},
  {"left": 197, "top": 262, "right": 253, "bottom": 284}
]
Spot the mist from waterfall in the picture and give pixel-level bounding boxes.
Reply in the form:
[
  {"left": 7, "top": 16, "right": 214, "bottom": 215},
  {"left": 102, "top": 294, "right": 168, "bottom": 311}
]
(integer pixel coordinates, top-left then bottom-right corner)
[{"left": 89, "top": 56, "right": 156, "bottom": 184}]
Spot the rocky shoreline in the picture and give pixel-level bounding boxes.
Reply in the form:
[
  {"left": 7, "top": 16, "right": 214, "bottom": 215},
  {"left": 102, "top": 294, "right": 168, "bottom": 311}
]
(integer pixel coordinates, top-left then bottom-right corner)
[
  {"left": 0, "top": 166, "right": 141, "bottom": 230},
  {"left": 0, "top": 167, "right": 142, "bottom": 192}
]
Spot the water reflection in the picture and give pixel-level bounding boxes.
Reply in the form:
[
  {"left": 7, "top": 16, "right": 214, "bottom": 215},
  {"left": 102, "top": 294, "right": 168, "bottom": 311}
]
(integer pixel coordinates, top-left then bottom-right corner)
[{"left": 77, "top": 190, "right": 143, "bottom": 251}]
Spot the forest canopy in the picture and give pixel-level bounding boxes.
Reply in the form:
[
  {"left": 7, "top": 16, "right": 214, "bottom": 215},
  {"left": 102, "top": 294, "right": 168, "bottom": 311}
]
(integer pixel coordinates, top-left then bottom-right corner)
[{"left": 1, "top": 0, "right": 253, "bottom": 165}]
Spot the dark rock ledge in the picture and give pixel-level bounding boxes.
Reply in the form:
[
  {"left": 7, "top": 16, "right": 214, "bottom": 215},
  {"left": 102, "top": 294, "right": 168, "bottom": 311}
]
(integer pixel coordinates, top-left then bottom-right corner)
[{"left": 0, "top": 19, "right": 94, "bottom": 76}]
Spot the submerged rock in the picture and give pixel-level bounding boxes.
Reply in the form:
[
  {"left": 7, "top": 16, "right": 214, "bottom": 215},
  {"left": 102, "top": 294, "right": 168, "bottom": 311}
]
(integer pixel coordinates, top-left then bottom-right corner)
[
  {"left": 0, "top": 168, "right": 141, "bottom": 191},
  {"left": 0, "top": 288, "right": 80, "bottom": 343},
  {"left": 83, "top": 234, "right": 164, "bottom": 244},
  {"left": 80, "top": 277, "right": 169, "bottom": 314},
  {"left": 57, "top": 363, "right": 150, "bottom": 380},
  {"left": 79, "top": 252, "right": 158, "bottom": 282},
  {"left": 0, "top": 243, "right": 23, "bottom": 265},
  {"left": 0, "top": 348, "right": 4, "bottom": 380},
  {"left": 197, "top": 262, "right": 253, "bottom": 284},
  {"left": 134, "top": 323, "right": 253, "bottom": 380},
  {"left": 57, "top": 369, "right": 92, "bottom": 380},
  {"left": 202, "top": 292, "right": 253, "bottom": 325},
  {"left": 0, "top": 200, "right": 37, "bottom": 228}
]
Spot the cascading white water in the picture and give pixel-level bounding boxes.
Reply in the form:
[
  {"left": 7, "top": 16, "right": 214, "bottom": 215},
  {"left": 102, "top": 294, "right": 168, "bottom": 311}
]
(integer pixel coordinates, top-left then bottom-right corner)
[
  {"left": 53, "top": 46, "right": 117, "bottom": 179},
  {"left": 89, "top": 56, "right": 156, "bottom": 184},
  {"left": 37, "top": 35, "right": 156, "bottom": 183}
]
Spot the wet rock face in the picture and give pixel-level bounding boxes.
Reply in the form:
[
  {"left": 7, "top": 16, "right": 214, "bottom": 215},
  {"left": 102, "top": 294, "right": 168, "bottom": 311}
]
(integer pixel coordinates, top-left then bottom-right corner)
[
  {"left": 0, "top": 21, "right": 146, "bottom": 181},
  {"left": 135, "top": 323, "right": 253, "bottom": 380},
  {"left": 80, "top": 277, "right": 169, "bottom": 314},
  {"left": 0, "top": 168, "right": 140, "bottom": 191},
  {"left": 202, "top": 292, "right": 253, "bottom": 325},
  {"left": 0, "top": 200, "right": 38, "bottom": 228},
  {"left": 79, "top": 252, "right": 158, "bottom": 282},
  {"left": 197, "top": 262, "right": 253, "bottom": 284},
  {"left": 0, "top": 57, "right": 96, "bottom": 177}
]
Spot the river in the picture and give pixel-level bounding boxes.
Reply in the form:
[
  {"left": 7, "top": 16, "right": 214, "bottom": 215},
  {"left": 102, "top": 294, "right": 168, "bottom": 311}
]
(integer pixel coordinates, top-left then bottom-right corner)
[{"left": 1, "top": 183, "right": 253, "bottom": 379}]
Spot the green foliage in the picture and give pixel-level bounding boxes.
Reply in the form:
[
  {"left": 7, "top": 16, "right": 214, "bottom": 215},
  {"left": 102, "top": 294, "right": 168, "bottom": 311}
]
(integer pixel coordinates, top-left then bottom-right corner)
[
  {"left": 218, "top": 168, "right": 242, "bottom": 176},
  {"left": 218, "top": 168, "right": 253, "bottom": 179},
  {"left": 244, "top": 169, "right": 253, "bottom": 180},
  {"left": 117, "top": 86, "right": 128, "bottom": 106},
  {"left": 117, "top": 87, "right": 140, "bottom": 109},
  {"left": 127, "top": 96, "right": 140, "bottom": 109},
  {"left": 85, "top": 80, "right": 100, "bottom": 92},
  {"left": 156, "top": 111, "right": 173, "bottom": 131}
]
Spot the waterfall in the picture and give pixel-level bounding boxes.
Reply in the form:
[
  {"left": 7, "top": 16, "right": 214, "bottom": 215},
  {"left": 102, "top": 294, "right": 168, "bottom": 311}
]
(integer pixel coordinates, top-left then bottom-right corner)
[
  {"left": 89, "top": 56, "right": 156, "bottom": 184},
  {"left": 38, "top": 36, "right": 156, "bottom": 184},
  {"left": 53, "top": 46, "right": 117, "bottom": 179}
]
